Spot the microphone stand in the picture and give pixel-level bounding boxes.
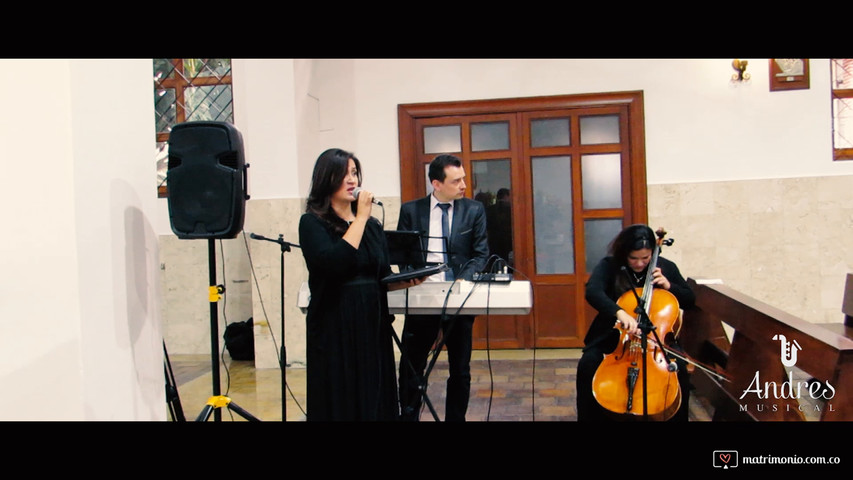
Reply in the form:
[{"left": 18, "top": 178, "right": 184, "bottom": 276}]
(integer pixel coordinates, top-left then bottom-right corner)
[
  {"left": 250, "top": 232, "right": 300, "bottom": 422},
  {"left": 621, "top": 267, "right": 676, "bottom": 421}
]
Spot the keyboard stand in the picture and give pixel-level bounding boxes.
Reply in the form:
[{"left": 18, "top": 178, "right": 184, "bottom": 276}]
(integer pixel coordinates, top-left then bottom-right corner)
[
  {"left": 393, "top": 327, "right": 441, "bottom": 422},
  {"left": 397, "top": 284, "right": 471, "bottom": 422}
]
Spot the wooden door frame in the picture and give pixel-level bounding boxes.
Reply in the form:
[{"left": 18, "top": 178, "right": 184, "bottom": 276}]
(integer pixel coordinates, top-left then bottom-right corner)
[
  {"left": 398, "top": 91, "right": 648, "bottom": 220},
  {"left": 397, "top": 91, "right": 648, "bottom": 348}
]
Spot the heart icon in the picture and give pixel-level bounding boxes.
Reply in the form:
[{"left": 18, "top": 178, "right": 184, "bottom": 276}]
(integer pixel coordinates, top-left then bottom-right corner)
[{"left": 719, "top": 453, "right": 731, "bottom": 464}]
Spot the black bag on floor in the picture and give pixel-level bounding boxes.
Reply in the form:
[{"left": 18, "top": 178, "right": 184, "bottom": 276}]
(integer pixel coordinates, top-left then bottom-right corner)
[{"left": 224, "top": 318, "right": 254, "bottom": 360}]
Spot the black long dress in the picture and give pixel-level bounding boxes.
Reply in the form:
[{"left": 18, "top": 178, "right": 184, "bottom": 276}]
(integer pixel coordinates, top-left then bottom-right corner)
[{"left": 298, "top": 213, "right": 398, "bottom": 421}]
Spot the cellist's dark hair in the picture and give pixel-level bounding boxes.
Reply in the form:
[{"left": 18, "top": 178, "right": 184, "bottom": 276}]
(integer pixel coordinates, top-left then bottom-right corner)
[
  {"left": 305, "top": 148, "right": 362, "bottom": 234},
  {"left": 609, "top": 224, "right": 655, "bottom": 264},
  {"left": 609, "top": 224, "right": 655, "bottom": 294}
]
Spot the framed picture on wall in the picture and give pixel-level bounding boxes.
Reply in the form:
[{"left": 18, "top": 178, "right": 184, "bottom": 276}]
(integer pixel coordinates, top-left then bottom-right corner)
[{"left": 769, "top": 59, "right": 809, "bottom": 91}]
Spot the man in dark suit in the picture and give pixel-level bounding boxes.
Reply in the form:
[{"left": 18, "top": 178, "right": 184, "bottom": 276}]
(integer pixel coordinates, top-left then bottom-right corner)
[{"left": 397, "top": 154, "right": 489, "bottom": 421}]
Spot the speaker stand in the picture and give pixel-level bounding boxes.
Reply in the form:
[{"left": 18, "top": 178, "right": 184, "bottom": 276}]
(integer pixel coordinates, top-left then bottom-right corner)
[{"left": 196, "top": 238, "right": 260, "bottom": 421}]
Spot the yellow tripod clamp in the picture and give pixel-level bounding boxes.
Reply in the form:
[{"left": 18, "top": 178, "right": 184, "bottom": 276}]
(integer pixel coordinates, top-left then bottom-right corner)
[{"left": 209, "top": 285, "right": 225, "bottom": 302}]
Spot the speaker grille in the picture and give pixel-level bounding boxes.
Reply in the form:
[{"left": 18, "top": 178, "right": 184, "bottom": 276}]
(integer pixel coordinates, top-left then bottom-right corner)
[
  {"left": 219, "top": 151, "right": 239, "bottom": 169},
  {"left": 168, "top": 154, "right": 182, "bottom": 170},
  {"left": 166, "top": 121, "right": 246, "bottom": 239}
]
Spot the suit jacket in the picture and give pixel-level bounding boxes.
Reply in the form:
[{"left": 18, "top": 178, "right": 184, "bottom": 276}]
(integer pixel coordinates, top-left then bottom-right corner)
[{"left": 397, "top": 196, "right": 489, "bottom": 280}]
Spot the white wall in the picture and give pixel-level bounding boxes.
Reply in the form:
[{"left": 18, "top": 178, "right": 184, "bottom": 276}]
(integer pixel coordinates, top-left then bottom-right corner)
[
  {"left": 346, "top": 58, "right": 849, "bottom": 189},
  {"left": 155, "top": 59, "right": 853, "bottom": 364},
  {"left": 155, "top": 59, "right": 853, "bottom": 235},
  {"left": 0, "top": 60, "right": 84, "bottom": 419},
  {"left": 0, "top": 59, "right": 163, "bottom": 420}
]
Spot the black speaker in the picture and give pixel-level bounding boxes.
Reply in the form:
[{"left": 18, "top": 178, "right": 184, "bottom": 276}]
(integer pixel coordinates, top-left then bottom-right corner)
[{"left": 166, "top": 121, "right": 249, "bottom": 239}]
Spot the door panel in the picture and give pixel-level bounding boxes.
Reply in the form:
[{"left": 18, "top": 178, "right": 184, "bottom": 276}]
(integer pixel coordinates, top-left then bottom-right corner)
[
  {"left": 470, "top": 157, "right": 524, "bottom": 349},
  {"left": 398, "top": 93, "right": 648, "bottom": 349},
  {"left": 534, "top": 283, "right": 581, "bottom": 347},
  {"left": 530, "top": 154, "right": 575, "bottom": 274}
]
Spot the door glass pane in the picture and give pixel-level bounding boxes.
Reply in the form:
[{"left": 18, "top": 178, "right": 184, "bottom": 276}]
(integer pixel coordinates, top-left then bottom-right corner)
[
  {"left": 184, "top": 85, "right": 233, "bottom": 123},
  {"left": 472, "top": 159, "right": 513, "bottom": 268},
  {"left": 584, "top": 218, "right": 623, "bottom": 273},
  {"left": 156, "top": 142, "right": 168, "bottom": 189},
  {"left": 153, "top": 58, "right": 176, "bottom": 81},
  {"left": 582, "top": 153, "right": 623, "bottom": 209},
  {"left": 154, "top": 87, "right": 177, "bottom": 133},
  {"left": 424, "top": 125, "right": 461, "bottom": 154},
  {"left": 833, "top": 97, "right": 853, "bottom": 149},
  {"left": 580, "top": 115, "right": 620, "bottom": 144},
  {"left": 183, "top": 58, "right": 231, "bottom": 78},
  {"left": 532, "top": 156, "right": 574, "bottom": 274},
  {"left": 424, "top": 164, "right": 432, "bottom": 196},
  {"left": 531, "top": 118, "right": 571, "bottom": 147},
  {"left": 832, "top": 59, "right": 853, "bottom": 88},
  {"left": 472, "top": 122, "right": 509, "bottom": 151}
]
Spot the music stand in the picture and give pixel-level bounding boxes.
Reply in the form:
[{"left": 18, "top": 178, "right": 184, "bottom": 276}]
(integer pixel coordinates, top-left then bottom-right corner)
[{"left": 385, "top": 230, "right": 427, "bottom": 269}]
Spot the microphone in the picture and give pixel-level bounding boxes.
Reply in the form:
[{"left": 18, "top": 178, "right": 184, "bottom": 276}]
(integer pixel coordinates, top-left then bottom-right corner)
[
  {"left": 248, "top": 232, "right": 301, "bottom": 249},
  {"left": 352, "top": 187, "right": 382, "bottom": 206}
]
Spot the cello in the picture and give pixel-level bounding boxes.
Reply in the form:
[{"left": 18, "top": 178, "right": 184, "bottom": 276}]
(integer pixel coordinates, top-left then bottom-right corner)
[{"left": 591, "top": 228, "right": 682, "bottom": 421}]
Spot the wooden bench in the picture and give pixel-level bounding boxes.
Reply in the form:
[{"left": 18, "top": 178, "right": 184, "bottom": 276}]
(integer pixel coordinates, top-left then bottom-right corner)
[
  {"left": 679, "top": 277, "right": 853, "bottom": 421},
  {"left": 819, "top": 273, "right": 853, "bottom": 339}
]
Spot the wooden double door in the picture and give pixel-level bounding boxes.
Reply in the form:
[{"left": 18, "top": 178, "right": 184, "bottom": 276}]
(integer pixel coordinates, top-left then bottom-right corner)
[{"left": 397, "top": 92, "right": 648, "bottom": 348}]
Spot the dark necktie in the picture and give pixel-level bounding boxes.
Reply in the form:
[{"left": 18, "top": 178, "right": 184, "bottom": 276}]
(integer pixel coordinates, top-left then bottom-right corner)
[{"left": 438, "top": 203, "right": 453, "bottom": 281}]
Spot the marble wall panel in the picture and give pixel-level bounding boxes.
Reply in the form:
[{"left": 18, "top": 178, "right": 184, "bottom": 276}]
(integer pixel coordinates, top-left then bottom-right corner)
[{"left": 160, "top": 177, "right": 852, "bottom": 365}]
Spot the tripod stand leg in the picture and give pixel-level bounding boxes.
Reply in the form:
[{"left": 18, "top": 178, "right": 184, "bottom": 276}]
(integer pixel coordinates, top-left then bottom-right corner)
[
  {"left": 163, "top": 341, "right": 186, "bottom": 422},
  {"left": 196, "top": 404, "right": 216, "bottom": 422},
  {"left": 392, "top": 328, "right": 440, "bottom": 421},
  {"left": 196, "top": 395, "right": 229, "bottom": 421},
  {"left": 228, "top": 401, "right": 262, "bottom": 421},
  {"left": 196, "top": 395, "right": 262, "bottom": 422}
]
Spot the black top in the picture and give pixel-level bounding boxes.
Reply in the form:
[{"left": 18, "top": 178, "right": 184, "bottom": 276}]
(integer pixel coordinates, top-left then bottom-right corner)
[
  {"left": 298, "top": 213, "right": 398, "bottom": 421},
  {"left": 584, "top": 255, "right": 695, "bottom": 349}
]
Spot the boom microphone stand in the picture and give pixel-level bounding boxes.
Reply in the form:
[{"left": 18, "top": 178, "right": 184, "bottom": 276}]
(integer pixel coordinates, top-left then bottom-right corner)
[{"left": 249, "top": 232, "right": 300, "bottom": 421}]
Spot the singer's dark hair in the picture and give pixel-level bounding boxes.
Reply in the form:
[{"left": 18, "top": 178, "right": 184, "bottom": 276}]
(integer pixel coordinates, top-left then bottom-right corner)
[
  {"left": 428, "top": 154, "right": 462, "bottom": 183},
  {"left": 306, "top": 148, "right": 362, "bottom": 234}
]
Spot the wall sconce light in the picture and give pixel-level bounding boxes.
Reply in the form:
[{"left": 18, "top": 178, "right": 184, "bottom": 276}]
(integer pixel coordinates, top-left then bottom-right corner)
[{"left": 731, "top": 59, "right": 750, "bottom": 82}]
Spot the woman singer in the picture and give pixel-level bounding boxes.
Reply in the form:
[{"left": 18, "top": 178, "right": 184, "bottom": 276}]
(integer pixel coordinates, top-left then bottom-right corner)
[{"left": 299, "top": 148, "right": 424, "bottom": 421}]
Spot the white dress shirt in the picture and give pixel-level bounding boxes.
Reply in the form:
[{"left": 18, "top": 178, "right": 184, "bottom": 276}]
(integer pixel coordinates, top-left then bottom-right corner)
[{"left": 426, "top": 194, "right": 452, "bottom": 282}]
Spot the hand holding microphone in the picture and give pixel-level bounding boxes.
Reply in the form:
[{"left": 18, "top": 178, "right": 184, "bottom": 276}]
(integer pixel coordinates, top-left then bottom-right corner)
[{"left": 352, "top": 187, "right": 382, "bottom": 206}]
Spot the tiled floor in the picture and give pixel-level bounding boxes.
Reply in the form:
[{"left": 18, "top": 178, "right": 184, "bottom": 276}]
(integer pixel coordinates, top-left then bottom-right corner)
[{"left": 166, "top": 348, "right": 714, "bottom": 422}]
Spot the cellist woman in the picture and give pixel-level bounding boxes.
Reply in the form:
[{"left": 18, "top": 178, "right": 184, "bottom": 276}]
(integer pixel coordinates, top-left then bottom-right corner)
[{"left": 576, "top": 224, "right": 696, "bottom": 422}]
